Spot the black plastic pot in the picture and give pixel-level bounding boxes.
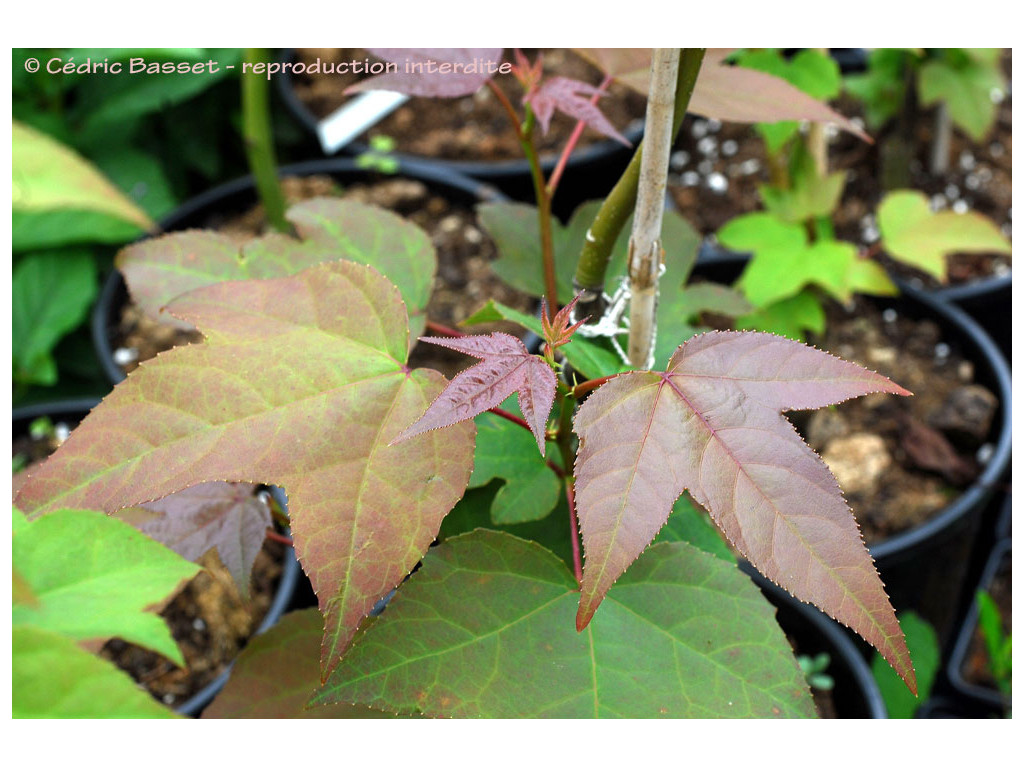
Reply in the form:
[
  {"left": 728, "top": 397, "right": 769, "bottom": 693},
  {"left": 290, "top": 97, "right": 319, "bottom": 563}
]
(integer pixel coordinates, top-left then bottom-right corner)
[
  {"left": 13, "top": 399, "right": 302, "bottom": 718},
  {"left": 274, "top": 48, "right": 642, "bottom": 211},
  {"left": 929, "top": 276, "right": 1011, "bottom": 361},
  {"left": 92, "top": 156, "right": 507, "bottom": 386},
  {"left": 693, "top": 247, "right": 1013, "bottom": 649},
  {"left": 946, "top": 538, "right": 1012, "bottom": 717},
  {"left": 746, "top": 566, "right": 887, "bottom": 718}
]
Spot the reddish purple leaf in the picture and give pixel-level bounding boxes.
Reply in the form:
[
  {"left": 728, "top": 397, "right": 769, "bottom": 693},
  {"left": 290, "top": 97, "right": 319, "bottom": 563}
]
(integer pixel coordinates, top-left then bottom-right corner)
[
  {"left": 345, "top": 48, "right": 503, "bottom": 98},
  {"left": 13, "top": 261, "right": 476, "bottom": 681},
  {"left": 572, "top": 331, "right": 917, "bottom": 693},
  {"left": 525, "top": 77, "right": 630, "bottom": 146},
  {"left": 541, "top": 294, "right": 586, "bottom": 350},
  {"left": 393, "top": 333, "right": 555, "bottom": 456},
  {"left": 118, "top": 481, "right": 271, "bottom": 600}
]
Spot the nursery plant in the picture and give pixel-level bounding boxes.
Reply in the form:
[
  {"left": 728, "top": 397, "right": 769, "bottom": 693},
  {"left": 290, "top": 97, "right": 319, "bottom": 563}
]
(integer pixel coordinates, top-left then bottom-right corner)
[
  {"left": 14, "top": 48, "right": 923, "bottom": 718},
  {"left": 710, "top": 49, "right": 1010, "bottom": 339},
  {"left": 976, "top": 588, "right": 1012, "bottom": 699}
]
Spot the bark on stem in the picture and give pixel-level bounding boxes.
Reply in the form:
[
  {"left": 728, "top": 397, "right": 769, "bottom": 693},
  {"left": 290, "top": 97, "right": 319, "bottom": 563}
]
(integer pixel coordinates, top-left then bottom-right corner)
[
  {"left": 626, "top": 48, "right": 679, "bottom": 368},
  {"left": 572, "top": 49, "right": 705, "bottom": 325}
]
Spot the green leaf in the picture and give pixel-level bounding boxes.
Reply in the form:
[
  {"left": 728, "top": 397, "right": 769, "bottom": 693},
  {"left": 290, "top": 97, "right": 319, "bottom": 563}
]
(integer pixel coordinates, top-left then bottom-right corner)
[
  {"left": 654, "top": 493, "right": 735, "bottom": 563},
  {"left": 12, "top": 121, "right": 155, "bottom": 250},
  {"left": 469, "top": 412, "right": 561, "bottom": 524},
  {"left": 13, "top": 626, "right": 179, "bottom": 718},
  {"left": 119, "top": 199, "right": 438, "bottom": 339},
  {"left": 76, "top": 48, "right": 241, "bottom": 139},
  {"left": 724, "top": 213, "right": 887, "bottom": 307},
  {"left": 12, "top": 508, "right": 199, "bottom": 664},
  {"left": 760, "top": 143, "right": 846, "bottom": 223},
  {"left": 478, "top": 200, "right": 700, "bottom": 307},
  {"left": 871, "top": 612, "right": 939, "bottom": 718},
  {"left": 734, "top": 290, "right": 827, "bottom": 341},
  {"left": 93, "top": 147, "right": 179, "bottom": 220},
  {"left": 14, "top": 261, "right": 476, "bottom": 680},
  {"left": 844, "top": 49, "right": 919, "bottom": 130},
  {"left": 787, "top": 49, "right": 843, "bottom": 101},
  {"left": 918, "top": 58, "right": 1004, "bottom": 142},
  {"left": 877, "top": 190, "right": 1011, "bottom": 281},
  {"left": 439, "top": 482, "right": 575, "bottom": 571},
  {"left": 12, "top": 250, "right": 98, "bottom": 387},
  {"left": 315, "top": 530, "right": 815, "bottom": 718},
  {"left": 477, "top": 201, "right": 597, "bottom": 303},
  {"left": 203, "top": 609, "right": 396, "bottom": 719}
]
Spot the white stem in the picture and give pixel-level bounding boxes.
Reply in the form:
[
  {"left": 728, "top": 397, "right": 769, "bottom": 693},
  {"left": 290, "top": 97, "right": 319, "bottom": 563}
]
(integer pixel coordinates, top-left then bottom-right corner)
[{"left": 627, "top": 48, "right": 679, "bottom": 369}]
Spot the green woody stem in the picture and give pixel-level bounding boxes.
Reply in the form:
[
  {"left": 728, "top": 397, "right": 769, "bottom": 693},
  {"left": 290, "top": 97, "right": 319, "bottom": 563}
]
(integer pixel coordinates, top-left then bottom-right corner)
[
  {"left": 242, "top": 48, "right": 288, "bottom": 233},
  {"left": 573, "top": 48, "right": 705, "bottom": 322}
]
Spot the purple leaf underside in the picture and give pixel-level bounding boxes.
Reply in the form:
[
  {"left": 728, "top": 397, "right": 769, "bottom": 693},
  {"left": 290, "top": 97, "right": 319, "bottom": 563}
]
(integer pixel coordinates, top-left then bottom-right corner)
[
  {"left": 526, "top": 77, "right": 630, "bottom": 146},
  {"left": 393, "top": 333, "right": 555, "bottom": 456}
]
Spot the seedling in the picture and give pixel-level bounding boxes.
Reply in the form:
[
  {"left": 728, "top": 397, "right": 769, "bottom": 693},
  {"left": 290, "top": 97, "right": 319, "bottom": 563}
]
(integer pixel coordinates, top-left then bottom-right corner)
[
  {"left": 798, "top": 653, "right": 835, "bottom": 692},
  {"left": 977, "top": 588, "right": 1012, "bottom": 699}
]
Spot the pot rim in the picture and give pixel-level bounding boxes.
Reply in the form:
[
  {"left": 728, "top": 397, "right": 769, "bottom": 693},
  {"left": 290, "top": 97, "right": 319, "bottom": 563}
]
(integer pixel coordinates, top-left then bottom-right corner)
[
  {"left": 274, "top": 48, "right": 642, "bottom": 179},
  {"left": 12, "top": 399, "right": 302, "bottom": 718}
]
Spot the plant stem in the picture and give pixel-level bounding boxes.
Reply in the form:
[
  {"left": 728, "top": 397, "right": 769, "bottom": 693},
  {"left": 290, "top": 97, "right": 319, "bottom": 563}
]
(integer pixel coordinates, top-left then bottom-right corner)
[
  {"left": 547, "top": 74, "right": 614, "bottom": 197},
  {"left": 486, "top": 80, "right": 524, "bottom": 142},
  {"left": 554, "top": 390, "right": 583, "bottom": 586},
  {"left": 265, "top": 528, "right": 294, "bottom": 547},
  {"left": 489, "top": 406, "right": 532, "bottom": 432},
  {"left": 929, "top": 102, "right": 952, "bottom": 175},
  {"left": 242, "top": 48, "right": 288, "bottom": 233},
  {"left": 425, "top": 320, "right": 466, "bottom": 338},
  {"left": 519, "top": 108, "right": 559, "bottom": 320},
  {"left": 573, "top": 49, "right": 705, "bottom": 323},
  {"left": 571, "top": 374, "right": 618, "bottom": 399},
  {"left": 626, "top": 48, "right": 679, "bottom": 368}
]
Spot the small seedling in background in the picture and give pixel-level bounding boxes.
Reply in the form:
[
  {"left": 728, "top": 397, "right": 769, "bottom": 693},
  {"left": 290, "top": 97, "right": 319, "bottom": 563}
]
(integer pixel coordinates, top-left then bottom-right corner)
[
  {"left": 976, "top": 588, "right": 1012, "bottom": 699},
  {"left": 355, "top": 135, "right": 400, "bottom": 174},
  {"left": 798, "top": 653, "right": 835, "bottom": 691}
]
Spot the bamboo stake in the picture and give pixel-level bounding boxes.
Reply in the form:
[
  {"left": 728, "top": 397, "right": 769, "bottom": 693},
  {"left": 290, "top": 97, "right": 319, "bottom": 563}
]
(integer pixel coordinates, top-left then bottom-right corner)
[{"left": 626, "top": 48, "right": 679, "bottom": 368}]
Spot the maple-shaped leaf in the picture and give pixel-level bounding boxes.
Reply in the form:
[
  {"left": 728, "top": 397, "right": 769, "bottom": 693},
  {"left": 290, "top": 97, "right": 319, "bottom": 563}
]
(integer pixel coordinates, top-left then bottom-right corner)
[
  {"left": 315, "top": 530, "right": 815, "bottom": 717},
  {"left": 572, "top": 331, "right": 918, "bottom": 693},
  {"left": 393, "top": 333, "right": 555, "bottom": 456},
  {"left": 524, "top": 77, "right": 630, "bottom": 146},
  {"left": 117, "top": 481, "right": 271, "bottom": 600},
  {"left": 345, "top": 48, "right": 503, "bottom": 98},
  {"left": 877, "top": 190, "right": 1012, "bottom": 281},
  {"left": 13, "top": 261, "right": 475, "bottom": 680}
]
